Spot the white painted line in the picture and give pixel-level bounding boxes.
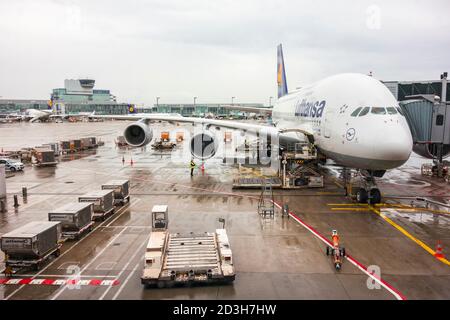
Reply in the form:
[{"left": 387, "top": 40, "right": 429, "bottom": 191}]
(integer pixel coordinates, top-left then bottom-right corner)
[
  {"left": 272, "top": 200, "right": 406, "bottom": 301},
  {"left": 95, "top": 262, "right": 117, "bottom": 271},
  {"left": 98, "top": 238, "right": 148, "bottom": 300},
  {"left": 105, "top": 198, "right": 140, "bottom": 227},
  {"left": 50, "top": 227, "right": 127, "bottom": 300},
  {"left": 57, "top": 262, "right": 80, "bottom": 270},
  {"left": 112, "top": 263, "right": 140, "bottom": 300}
]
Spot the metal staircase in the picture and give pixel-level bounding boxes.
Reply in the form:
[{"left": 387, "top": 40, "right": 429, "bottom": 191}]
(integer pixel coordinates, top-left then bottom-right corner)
[{"left": 257, "top": 183, "right": 275, "bottom": 218}]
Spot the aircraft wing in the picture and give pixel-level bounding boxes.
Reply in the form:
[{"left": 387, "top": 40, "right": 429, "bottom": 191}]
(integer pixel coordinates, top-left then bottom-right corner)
[{"left": 92, "top": 114, "right": 279, "bottom": 136}]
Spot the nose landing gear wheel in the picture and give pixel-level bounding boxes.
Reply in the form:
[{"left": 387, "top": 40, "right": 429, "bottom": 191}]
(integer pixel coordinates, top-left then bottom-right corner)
[
  {"left": 356, "top": 188, "right": 368, "bottom": 203},
  {"left": 368, "top": 188, "right": 381, "bottom": 204}
]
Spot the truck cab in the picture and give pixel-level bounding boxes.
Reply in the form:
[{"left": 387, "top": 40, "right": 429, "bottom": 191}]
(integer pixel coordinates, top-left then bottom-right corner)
[{"left": 152, "top": 205, "right": 168, "bottom": 231}]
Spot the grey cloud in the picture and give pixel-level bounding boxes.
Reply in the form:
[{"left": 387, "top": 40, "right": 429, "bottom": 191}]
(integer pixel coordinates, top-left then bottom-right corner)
[{"left": 0, "top": 0, "right": 449, "bottom": 104}]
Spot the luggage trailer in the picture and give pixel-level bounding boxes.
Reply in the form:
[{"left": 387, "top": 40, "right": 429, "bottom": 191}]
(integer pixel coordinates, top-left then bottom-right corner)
[
  {"left": 78, "top": 189, "right": 115, "bottom": 221},
  {"left": 48, "top": 202, "right": 95, "bottom": 240},
  {"left": 1, "top": 221, "right": 62, "bottom": 273},
  {"left": 101, "top": 180, "right": 130, "bottom": 206}
]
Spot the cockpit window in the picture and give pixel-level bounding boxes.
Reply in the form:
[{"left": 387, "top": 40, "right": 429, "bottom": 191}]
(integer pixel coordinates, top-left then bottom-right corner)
[
  {"left": 386, "top": 107, "right": 397, "bottom": 115},
  {"left": 358, "top": 107, "right": 370, "bottom": 117},
  {"left": 371, "top": 107, "right": 386, "bottom": 115},
  {"left": 396, "top": 107, "right": 404, "bottom": 116},
  {"left": 351, "top": 107, "right": 362, "bottom": 117}
]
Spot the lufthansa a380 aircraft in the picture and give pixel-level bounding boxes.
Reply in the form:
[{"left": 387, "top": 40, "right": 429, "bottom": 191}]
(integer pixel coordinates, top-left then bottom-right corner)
[{"left": 96, "top": 44, "right": 413, "bottom": 204}]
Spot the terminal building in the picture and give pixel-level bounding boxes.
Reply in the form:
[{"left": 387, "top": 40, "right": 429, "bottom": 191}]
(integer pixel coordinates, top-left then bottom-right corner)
[
  {"left": 383, "top": 80, "right": 450, "bottom": 102},
  {"left": 0, "top": 79, "right": 130, "bottom": 115},
  {"left": 136, "top": 103, "right": 267, "bottom": 118},
  {"left": 51, "top": 79, "right": 129, "bottom": 115}
]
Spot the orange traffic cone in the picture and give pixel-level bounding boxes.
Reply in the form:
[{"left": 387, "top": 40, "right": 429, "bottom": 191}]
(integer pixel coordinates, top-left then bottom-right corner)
[{"left": 434, "top": 241, "right": 445, "bottom": 259}]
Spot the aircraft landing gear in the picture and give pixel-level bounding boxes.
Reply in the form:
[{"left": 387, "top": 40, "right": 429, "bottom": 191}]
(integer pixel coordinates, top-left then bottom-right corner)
[
  {"left": 342, "top": 168, "right": 383, "bottom": 204},
  {"left": 358, "top": 172, "right": 382, "bottom": 204}
]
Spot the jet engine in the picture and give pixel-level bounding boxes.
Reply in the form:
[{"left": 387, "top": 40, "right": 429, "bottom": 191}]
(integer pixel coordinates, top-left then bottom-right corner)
[
  {"left": 413, "top": 144, "right": 450, "bottom": 159},
  {"left": 123, "top": 121, "right": 153, "bottom": 147},
  {"left": 190, "top": 132, "right": 218, "bottom": 160}
]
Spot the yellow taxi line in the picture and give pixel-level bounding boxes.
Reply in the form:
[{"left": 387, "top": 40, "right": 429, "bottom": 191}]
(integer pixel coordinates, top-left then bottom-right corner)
[
  {"left": 369, "top": 206, "right": 450, "bottom": 267},
  {"left": 327, "top": 203, "right": 369, "bottom": 206},
  {"left": 330, "top": 208, "right": 370, "bottom": 211}
]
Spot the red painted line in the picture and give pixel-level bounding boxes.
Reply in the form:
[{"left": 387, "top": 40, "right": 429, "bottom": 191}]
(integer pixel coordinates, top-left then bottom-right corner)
[
  {"left": 66, "top": 279, "right": 77, "bottom": 286},
  {"left": 272, "top": 200, "right": 406, "bottom": 301},
  {"left": 42, "top": 279, "right": 55, "bottom": 285},
  {"left": 19, "top": 278, "right": 33, "bottom": 285},
  {"left": 0, "top": 277, "right": 120, "bottom": 286},
  {"left": 89, "top": 279, "right": 102, "bottom": 286}
]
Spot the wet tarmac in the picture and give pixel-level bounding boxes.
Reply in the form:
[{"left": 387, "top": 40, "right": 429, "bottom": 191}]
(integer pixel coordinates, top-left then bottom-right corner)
[{"left": 0, "top": 121, "right": 449, "bottom": 300}]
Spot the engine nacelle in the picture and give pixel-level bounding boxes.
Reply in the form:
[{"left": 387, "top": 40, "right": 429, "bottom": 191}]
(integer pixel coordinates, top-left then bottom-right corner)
[
  {"left": 123, "top": 121, "right": 153, "bottom": 147},
  {"left": 190, "top": 132, "right": 218, "bottom": 160},
  {"left": 413, "top": 144, "right": 450, "bottom": 159}
]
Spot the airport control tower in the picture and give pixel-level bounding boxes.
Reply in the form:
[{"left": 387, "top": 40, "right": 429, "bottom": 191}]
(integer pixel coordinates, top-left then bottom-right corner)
[{"left": 51, "top": 79, "right": 118, "bottom": 114}]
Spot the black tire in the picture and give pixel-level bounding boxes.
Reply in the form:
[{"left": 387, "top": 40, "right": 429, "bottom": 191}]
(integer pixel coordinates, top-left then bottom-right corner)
[
  {"left": 35, "top": 262, "right": 42, "bottom": 271},
  {"left": 356, "top": 188, "right": 368, "bottom": 203},
  {"left": 54, "top": 248, "right": 61, "bottom": 257},
  {"left": 341, "top": 248, "right": 346, "bottom": 257},
  {"left": 369, "top": 188, "right": 381, "bottom": 204},
  {"left": 326, "top": 246, "right": 330, "bottom": 256},
  {"left": 10, "top": 167, "right": 16, "bottom": 172}
]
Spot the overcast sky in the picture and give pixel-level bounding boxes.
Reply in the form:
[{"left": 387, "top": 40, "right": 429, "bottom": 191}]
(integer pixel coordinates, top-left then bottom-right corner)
[{"left": 0, "top": 0, "right": 449, "bottom": 105}]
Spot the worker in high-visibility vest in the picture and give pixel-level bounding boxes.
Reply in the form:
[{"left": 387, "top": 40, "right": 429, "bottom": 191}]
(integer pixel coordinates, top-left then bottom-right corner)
[{"left": 190, "top": 159, "right": 196, "bottom": 176}]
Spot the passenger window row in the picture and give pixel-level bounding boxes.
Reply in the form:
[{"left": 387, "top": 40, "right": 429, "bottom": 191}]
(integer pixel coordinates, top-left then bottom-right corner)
[{"left": 350, "top": 106, "right": 404, "bottom": 117}]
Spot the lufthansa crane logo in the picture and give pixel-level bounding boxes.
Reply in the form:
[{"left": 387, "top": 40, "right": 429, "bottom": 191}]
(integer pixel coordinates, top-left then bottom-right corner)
[{"left": 346, "top": 128, "right": 356, "bottom": 141}]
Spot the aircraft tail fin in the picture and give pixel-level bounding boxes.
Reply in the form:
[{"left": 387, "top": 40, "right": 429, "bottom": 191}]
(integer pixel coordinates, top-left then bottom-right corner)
[{"left": 277, "top": 44, "right": 288, "bottom": 98}]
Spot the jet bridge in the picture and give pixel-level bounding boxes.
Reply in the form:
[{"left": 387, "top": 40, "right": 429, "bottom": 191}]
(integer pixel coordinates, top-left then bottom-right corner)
[{"left": 400, "top": 72, "right": 450, "bottom": 179}]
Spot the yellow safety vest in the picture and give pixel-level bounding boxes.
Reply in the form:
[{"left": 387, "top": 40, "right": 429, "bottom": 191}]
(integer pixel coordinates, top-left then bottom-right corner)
[{"left": 190, "top": 161, "right": 196, "bottom": 168}]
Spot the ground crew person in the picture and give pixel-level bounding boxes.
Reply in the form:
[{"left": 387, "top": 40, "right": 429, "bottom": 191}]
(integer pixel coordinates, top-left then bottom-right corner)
[{"left": 190, "top": 159, "right": 196, "bottom": 176}]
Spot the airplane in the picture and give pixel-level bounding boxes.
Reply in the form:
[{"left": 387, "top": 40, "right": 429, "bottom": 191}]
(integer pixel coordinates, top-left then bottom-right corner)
[
  {"left": 23, "top": 109, "right": 96, "bottom": 123},
  {"left": 92, "top": 44, "right": 413, "bottom": 204},
  {"left": 23, "top": 109, "right": 53, "bottom": 122}
]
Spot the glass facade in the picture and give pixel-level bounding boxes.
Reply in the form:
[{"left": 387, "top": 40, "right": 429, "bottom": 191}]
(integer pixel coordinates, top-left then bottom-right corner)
[
  {"left": 148, "top": 103, "right": 265, "bottom": 117},
  {"left": 0, "top": 100, "right": 50, "bottom": 113},
  {"left": 51, "top": 88, "right": 114, "bottom": 104},
  {"left": 64, "top": 103, "right": 129, "bottom": 115}
]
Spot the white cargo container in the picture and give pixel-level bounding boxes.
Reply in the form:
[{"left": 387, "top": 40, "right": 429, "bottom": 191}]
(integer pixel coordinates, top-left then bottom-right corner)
[
  {"left": 101, "top": 180, "right": 130, "bottom": 206},
  {"left": 78, "top": 189, "right": 115, "bottom": 221},
  {"left": 48, "top": 202, "right": 94, "bottom": 240},
  {"left": 1, "top": 221, "right": 62, "bottom": 271}
]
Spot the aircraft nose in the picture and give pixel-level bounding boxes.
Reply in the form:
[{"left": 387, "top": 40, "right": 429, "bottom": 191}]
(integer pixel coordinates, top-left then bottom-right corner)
[{"left": 377, "top": 124, "right": 412, "bottom": 162}]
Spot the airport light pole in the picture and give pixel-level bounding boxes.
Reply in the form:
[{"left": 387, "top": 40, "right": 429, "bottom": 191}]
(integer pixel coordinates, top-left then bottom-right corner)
[
  {"left": 269, "top": 96, "right": 273, "bottom": 107},
  {"left": 193, "top": 96, "right": 197, "bottom": 106},
  {"left": 231, "top": 96, "right": 235, "bottom": 105},
  {"left": 156, "top": 96, "right": 160, "bottom": 107}
]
